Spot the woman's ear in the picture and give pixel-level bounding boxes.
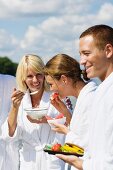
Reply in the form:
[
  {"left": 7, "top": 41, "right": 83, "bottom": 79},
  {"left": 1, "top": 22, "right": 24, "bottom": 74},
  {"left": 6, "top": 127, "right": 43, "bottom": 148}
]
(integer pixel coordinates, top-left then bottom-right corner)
[
  {"left": 60, "top": 75, "right": 67, "bottom": 84},
  {"left": 105, "top": 44, "right": 113, "bottom": 59}
]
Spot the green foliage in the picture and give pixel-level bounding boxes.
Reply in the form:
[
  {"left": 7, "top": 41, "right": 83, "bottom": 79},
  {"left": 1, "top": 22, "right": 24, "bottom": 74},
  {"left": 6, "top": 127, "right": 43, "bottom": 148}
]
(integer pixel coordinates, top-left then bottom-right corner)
[{"left": 0, "top": 56, "right": 18, "bottom": 76}]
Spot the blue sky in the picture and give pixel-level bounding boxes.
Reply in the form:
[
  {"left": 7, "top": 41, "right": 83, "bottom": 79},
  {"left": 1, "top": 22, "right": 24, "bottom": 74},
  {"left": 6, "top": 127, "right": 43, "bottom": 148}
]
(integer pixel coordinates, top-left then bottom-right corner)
[{"left": 0, "top": 0, "right": 113, "bottom": 63}]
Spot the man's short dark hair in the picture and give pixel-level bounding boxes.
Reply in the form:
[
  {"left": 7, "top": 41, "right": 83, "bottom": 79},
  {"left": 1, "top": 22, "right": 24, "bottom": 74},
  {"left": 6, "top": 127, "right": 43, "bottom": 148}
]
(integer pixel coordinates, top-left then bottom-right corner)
[{"left": 79, "top": 24, "right": 113, "bottom": 49}]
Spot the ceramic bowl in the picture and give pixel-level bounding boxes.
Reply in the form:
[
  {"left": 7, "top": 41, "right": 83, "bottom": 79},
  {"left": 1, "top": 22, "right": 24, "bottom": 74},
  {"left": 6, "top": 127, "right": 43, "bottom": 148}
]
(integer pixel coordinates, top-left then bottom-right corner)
[
  {"left": 24, "top": 107, "right": 48, "bottom": 119},
  {"left": 47, "top": 117, "right": 66, "bottom": 128}
]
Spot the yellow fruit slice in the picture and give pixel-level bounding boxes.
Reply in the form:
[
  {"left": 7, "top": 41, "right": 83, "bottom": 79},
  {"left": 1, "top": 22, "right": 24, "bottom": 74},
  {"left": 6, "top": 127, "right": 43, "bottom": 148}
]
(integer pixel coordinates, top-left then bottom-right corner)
[
  {"left": 61, "top": 143, "right": 84, "bottom": 155},
  {"left": 66, "top": 143, "right": 84, "bottom": 152}
]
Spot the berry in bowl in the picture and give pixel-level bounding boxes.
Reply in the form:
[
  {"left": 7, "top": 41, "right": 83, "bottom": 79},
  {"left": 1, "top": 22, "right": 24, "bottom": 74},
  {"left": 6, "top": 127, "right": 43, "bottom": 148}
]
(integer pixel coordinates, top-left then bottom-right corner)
[{"left": 46, "top": 113, "right": 66, "bottom": 128}]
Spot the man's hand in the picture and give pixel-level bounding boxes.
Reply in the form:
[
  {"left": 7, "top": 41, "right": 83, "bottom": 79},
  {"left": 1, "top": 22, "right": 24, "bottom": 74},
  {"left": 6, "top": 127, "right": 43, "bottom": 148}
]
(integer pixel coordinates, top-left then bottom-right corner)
[{"left": 56, "top": 154, "right": 83, "bottom": 170}]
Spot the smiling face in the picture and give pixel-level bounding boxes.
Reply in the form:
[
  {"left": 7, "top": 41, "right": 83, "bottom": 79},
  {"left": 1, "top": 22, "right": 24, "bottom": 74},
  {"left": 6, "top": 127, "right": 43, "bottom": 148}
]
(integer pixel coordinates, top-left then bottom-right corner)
[
  {"left": 79, "top": 35, "right": 111, "bottom": 81},
  {"left": 25, "top": 68, "right": 45, "bottom": 93}
]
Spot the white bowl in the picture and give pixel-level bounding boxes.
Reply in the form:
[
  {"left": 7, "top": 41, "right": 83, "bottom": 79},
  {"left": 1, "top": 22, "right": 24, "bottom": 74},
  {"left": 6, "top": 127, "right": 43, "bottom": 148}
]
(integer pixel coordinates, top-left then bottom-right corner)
[
  {"left": 24, "top": 107, "right": 48, "bottom": 119},
  {"left": 47, "top": 117, "right": 66, "bottom": 128}
]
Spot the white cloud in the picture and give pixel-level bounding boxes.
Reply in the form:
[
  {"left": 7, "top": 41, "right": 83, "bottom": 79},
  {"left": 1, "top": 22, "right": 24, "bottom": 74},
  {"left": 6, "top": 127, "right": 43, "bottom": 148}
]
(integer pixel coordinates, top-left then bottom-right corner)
[
  {"left": 19, "top": 16, "right": 75, "bottom": 59},
  {"left": 0, "top": 0, "right": 63, "bottom": 18},
  {"left": 0, "top": 0, "right": 96, "bottom": 18},
  {"left": 98, "top": 3, "right": 113, "bottom": 21},
  {"left": 0, "top": 29, "right": 18, "bottom": 50},
  {"left": 20, "top": 26, "right": 43, "bottom": 48},
  {"left": 18, "top": 1, "right": 113, "bottom": 63},
  {"left": 0, "top": 0, "right": 113, "bottom": 63},
  {"left": 0, "top": 29, "right": 19, "bottom": 62}
]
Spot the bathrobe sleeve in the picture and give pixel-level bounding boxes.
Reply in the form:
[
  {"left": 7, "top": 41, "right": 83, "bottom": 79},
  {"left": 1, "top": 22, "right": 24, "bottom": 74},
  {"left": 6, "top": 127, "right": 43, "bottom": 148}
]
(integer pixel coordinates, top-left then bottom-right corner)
[
  {"left": 0, "top": 75, "right": 16, "bottom": 127},
  {"left": 0, "top": 75, "right": 16, "bottom": 136},
  {"left": 65, "top": 81, "right": 97, "bottom": 149},
  {"left": 0, "top": 75, "right": 20, "bottom": 170},
  {"left": 1, "top": 102, "right": 24, "bottom": 142}
]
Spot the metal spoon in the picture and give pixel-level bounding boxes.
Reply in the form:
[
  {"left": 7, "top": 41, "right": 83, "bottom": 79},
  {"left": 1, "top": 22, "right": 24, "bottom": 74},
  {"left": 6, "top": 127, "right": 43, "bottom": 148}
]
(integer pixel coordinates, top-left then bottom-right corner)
[{"left": 30, "top": 90, "right": 39, "bottom": 95}]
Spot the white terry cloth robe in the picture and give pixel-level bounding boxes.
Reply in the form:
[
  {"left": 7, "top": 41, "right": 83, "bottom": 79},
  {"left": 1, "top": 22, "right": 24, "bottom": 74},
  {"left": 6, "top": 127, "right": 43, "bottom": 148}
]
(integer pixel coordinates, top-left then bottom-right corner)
[
  {"left": 65, "top": 81, "right": 97, "bottom": 170},
  {"left": 0, "top": 74, "right": 20, "bottom": 170},
  {"left": 83, "top": 72, "right": 113, "bottom": 170},
  {"left": 2, "top": 91, "right": 65, "bottom": 170}
]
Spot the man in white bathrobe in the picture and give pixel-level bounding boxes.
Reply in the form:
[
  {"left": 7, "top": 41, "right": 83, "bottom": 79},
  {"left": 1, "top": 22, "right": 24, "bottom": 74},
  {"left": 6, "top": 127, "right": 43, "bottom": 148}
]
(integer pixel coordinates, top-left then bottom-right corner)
[
  {"left": 0, "top": 74, "right": 19, "bottom": 170},
  {"left": 56, "top": 24, "right": 113, "bottom": 170}
]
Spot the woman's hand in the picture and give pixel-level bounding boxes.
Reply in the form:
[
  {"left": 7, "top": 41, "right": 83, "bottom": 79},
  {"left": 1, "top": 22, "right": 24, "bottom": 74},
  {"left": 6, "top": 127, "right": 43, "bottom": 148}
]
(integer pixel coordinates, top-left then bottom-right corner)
[
  {"left": 50, "top": 96, "right": 72, "bottom": 125},
  {"left": 51, "top": 122, "right": 69, "bottom": 135},
  {"left": 27, "top": 115, "right": 47, "bottom": 124},
  {"left": 50, "top": 95, "right": 67, "bottom": 113},
  {"left": 8, "top": 88, "right": 24, "bottom": 137},
  {"left": 11, "top": 88, "right": 24, "bottom": 109}
]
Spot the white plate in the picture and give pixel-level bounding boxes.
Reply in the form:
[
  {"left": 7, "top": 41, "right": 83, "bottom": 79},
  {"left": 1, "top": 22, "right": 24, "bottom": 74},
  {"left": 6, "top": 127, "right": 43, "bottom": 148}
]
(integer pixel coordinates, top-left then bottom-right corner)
[{"left": 24, "top": 107, "right": 48, "bottom": 119}]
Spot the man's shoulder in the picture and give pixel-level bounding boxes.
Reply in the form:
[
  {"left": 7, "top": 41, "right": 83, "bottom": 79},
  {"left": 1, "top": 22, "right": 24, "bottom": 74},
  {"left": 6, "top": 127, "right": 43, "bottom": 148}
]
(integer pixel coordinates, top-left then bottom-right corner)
[
  {"left": 0, "top": 74, "right": 16, "bottom": 86},
  {"left": 0, "top": 74, "right": 15, "bottom": 80}
]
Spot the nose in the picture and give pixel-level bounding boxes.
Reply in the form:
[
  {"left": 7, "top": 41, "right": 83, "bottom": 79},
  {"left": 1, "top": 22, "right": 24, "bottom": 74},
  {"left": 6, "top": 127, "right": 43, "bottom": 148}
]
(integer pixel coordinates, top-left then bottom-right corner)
[
  {"left": 32, "top": 75, "right": 38, "bottom": 82},
  {"left": 80, "top": 55, "right": 87, "bottom": 65}
]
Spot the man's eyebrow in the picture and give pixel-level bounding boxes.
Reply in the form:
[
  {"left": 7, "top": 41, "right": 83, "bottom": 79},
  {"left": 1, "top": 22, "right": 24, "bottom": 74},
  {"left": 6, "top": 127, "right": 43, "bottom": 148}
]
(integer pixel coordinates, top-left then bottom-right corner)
[
  {"left": 79, "top": 50, "right": 85, "bottom": 54},
  {"left": 80, "top": 50, "right": 90, "bottom": 53}
]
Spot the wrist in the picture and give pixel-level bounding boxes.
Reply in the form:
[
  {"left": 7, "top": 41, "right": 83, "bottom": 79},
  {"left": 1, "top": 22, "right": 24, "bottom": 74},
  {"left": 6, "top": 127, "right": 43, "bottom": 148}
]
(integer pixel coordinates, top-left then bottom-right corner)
[
  {"left": 64, "top": 127, "right": 70, "bottom": 135},
  {"left": 10, "top": 105, "right": 19, "bottom": 113},
  {"left": 73, "top": 158, "right": 83, "bottom": 170}
]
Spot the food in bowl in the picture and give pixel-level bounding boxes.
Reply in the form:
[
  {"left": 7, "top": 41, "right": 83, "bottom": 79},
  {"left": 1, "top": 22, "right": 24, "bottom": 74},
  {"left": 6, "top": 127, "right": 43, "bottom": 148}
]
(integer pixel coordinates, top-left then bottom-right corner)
[
  {"left": 24, "top": 107, "right": 48, "bottom": 120},
  {"left": 46, "top": 113, "right": 66, "bottom": 128}
]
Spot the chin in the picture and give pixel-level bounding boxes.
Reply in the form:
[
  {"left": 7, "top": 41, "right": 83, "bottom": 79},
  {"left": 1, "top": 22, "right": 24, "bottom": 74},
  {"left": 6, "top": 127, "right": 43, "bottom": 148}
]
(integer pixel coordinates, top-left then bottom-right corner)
[
  {"left": 59, "top": 94, "right": 65, "bottom": 99},
  {"left": 87, "top": 72, "right": 94, "bottom": 79}
]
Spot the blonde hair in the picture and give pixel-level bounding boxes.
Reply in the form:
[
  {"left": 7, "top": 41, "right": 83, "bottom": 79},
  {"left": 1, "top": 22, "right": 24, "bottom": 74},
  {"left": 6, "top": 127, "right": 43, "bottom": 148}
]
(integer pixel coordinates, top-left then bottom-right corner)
[{"left": 16, "top": 54, "right": 49, "bottom": 92}]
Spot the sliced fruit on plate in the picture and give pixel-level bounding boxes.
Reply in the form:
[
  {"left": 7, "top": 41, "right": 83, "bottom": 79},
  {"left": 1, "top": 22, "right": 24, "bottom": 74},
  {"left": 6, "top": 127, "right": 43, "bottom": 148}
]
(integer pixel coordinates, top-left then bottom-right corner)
[
  {"left": 51, "top": 143, "right": 62, "bottom": 151},
  {"left": 61, "top": 143, "right": 84, "bottom": 154},
  {"left": 46, "top": 113, "right": 64, "bottom": 120},
  {"left": 45, "top": 115, "right": 53, "bottom": 120},
  {"left": 44, "top": 143, "right": 84, "bottom": 157},
  {"left": 45, "top": 144, "right": 53, "bottom": 150},
  {"left": 55, "top": 113, "right": 64, "bottom": 119}
]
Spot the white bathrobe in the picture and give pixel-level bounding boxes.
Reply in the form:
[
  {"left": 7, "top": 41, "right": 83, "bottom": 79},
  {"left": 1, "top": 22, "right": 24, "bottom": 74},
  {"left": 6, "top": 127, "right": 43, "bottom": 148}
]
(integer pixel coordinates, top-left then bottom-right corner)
[
  {"left": 2, "top": 91, "right": 65, "bottom": 170},
  {"left": 0, "top": 74, "right": 20, "bottom": 170},
  {"left": 65, "top": 81, "right": 97, "bottom": 170},
  {"left": 83, "top": 72, "right": 113, "bottom": 170}
]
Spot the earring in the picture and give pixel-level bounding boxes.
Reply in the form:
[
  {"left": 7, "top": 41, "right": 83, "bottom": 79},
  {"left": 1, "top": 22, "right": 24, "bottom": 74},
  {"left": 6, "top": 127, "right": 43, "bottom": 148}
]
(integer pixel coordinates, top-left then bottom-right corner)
[{"left": 63, "top": 80, "right": 66, "bottom": 84}]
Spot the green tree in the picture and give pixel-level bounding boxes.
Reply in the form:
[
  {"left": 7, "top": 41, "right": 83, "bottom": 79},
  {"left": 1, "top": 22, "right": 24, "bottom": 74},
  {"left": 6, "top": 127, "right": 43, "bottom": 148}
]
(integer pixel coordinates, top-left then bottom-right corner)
[{"left": 0, "top": 56, "right": 18, "bottom": 76}]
